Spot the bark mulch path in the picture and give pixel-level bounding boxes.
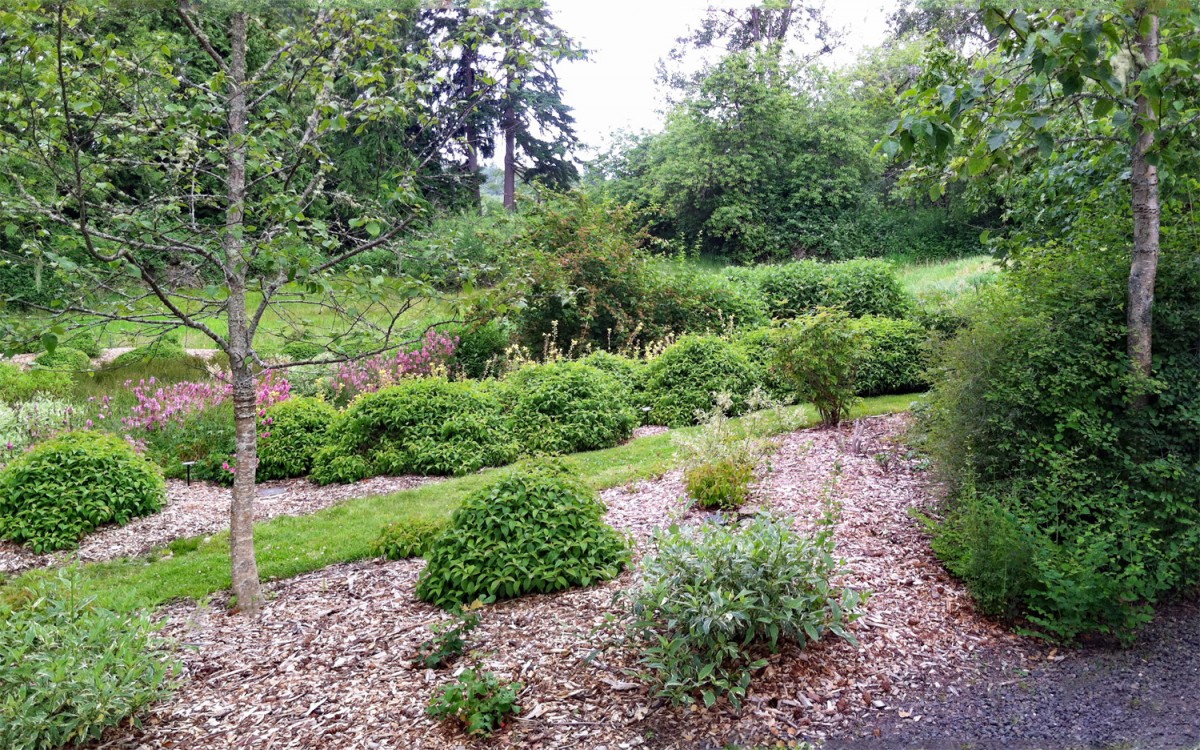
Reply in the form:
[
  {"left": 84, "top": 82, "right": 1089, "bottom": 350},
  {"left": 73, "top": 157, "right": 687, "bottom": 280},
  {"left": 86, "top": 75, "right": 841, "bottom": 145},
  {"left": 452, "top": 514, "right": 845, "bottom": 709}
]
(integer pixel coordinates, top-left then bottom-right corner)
[
  {"left": 95, "top": 414, "right": 1053, "bottom": 750},
  {"left": 0, "top": 475, "right": 435, "bottom": 576}
]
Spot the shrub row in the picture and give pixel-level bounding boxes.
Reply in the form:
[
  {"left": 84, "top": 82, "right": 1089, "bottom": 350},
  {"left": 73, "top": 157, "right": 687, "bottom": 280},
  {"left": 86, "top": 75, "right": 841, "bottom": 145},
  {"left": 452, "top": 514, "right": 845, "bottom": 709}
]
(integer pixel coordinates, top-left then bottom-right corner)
[{"left": 724, "top": 258, "right": 911, "bottom": 320}]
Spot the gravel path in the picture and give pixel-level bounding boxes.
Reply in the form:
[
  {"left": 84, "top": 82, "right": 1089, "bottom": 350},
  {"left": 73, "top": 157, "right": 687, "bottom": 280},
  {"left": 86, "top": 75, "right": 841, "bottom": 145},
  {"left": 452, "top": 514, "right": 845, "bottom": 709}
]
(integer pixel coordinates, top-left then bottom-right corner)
[
  {"left": 0, "top": 474, "right": 436, "bottom": 575},
  {"left": 828, "top": 599, "right": 1200, "bottom": 750}
]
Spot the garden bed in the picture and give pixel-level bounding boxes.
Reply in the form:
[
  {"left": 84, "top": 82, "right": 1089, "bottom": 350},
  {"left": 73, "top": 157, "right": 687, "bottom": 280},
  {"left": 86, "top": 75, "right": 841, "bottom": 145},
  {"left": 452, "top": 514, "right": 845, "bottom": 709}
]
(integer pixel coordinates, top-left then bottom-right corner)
[
  {"left": 95, "top": 415, "right": 1044, "bottom": 749},
  {"left": 0, "top": 474, "right": 435, "bottom": 576}
]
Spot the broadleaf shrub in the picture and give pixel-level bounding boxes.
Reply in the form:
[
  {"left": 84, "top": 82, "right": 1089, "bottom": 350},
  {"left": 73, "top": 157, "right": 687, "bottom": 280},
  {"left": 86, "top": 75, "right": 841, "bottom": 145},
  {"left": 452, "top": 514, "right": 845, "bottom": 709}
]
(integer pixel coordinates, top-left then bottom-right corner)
[
  {"left": 446, "top": 319, "right": 510, "bottom": 379},
  {"left": 504, "top": 361, "right": 637, "bottom": 455},
  {"left": 851, "top": 316, "right": 929, "bottom": 396},
  {"left": 645, "top": 262, "right": 768, "bottom": 334},
  {"left": 0, "top": 571, "right": 177, "bottom": 750},
  {"left": 256, "top": 397, "right": 336, "bottom": 481},
  {"left": 0, "top": 431, "right": 165, "bottom": 552},
  {"left": 641, "top": 336, "right": 760, "bottom": 427},
  {"left": 577, "top": 350, "right": 645, "bottom": 396},
  {"left": 371, "top": 518, "right": 447, "bottom": 560},
  {"left": 773, "top": 309, "right": 862, "bottom": 426},
  {"left": 311, "top": 378, "right": 517, "bottom": 484},
  {"left": 416, "top": 461, "right": 629, "bottom": 608},
  {"left": 624, "top": 513, "right": 865, "bottom": 707},
  {"left": 684, "top": 458, "right": 755, "bottom": 510},
  {"left": 426, "top": 669, "right": 522, "bottom": 738},
  {"left": 33, "top": 347, "right": 91, "bottom": 372},
  {"left": 733, "top": 259, "right": 911, "bottom": 319}
]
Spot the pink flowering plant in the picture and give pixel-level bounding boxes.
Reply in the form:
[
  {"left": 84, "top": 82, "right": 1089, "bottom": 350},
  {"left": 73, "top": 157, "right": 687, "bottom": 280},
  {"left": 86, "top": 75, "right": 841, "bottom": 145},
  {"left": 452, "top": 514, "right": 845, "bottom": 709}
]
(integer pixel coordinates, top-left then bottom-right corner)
[{"left": 331, "top": 330, "right": 457, "bottom": 404}]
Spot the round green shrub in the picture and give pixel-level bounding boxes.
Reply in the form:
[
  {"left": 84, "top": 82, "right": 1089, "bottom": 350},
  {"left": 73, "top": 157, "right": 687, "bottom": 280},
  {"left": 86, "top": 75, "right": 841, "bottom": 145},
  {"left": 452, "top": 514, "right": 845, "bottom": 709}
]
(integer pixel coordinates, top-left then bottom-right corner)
[
  {"left": 0, "top": 363, "right": 72, "bottom": 402},
  {"left": 740, "top": 259, "right": 911, "bottom": 320},
  {"left": 504, "top": 361, "right": 637, "bottom": 455},
  {"left": 33, "top": 347, "right": 91, "bottom": 372},
  {"left": 371, "top": 518, "right": 447, "bottom": 560},
  {"left": 280, "top": 340, "right": 325, "bottom": 362},
  {"left": 851, "top": 316, "right": 929, "bottom": 396},
  {"left": 416, "top": 461, "right": 629, "bottom": 608},
  {"left": 733, "top": 327, "right": 791, "bottom": 400},
  {"left": 109, "top": 338, "right": 189, "bottom": 369},
  {"left": 641, "top": 336, "right": 761, "bottom": 427},
  {"left": 310, "top": 378, "right": 518, "bottom": 484},
  {"left": 684, "top": 457, "right": 756, "bottom": 510},
  {"left": 0, "top": 431, "right": 166, "bottom": 552},
  {"left": 578, "top": 350, "right": 645, "bottom": 395},
  {"left": 257, "top": 397, "right": 336, "bottom": 480},
  {"left": 64, "top": 332, "right": 102, "bottom": 359},
  {"left": 447, "top": 320, "right": 510, "bottom": 379}
]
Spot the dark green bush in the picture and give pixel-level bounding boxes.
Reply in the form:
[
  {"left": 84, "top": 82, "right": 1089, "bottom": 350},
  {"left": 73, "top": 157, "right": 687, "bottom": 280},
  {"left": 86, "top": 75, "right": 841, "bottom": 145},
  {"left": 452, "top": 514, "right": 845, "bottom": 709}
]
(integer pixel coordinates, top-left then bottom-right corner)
[
  {"left": 0, "top": 431, "right": 166, "bottom": 552},
  {"left": 773, "top": 309, "right": 862, "bottom": 426},
  {"left": 504, "top": 361, "right": 637, "bottom": 454},
  {"left": 257, "top": 397, "right": 335, "bottom": 481},
  {"left": 641, "top": 336, "right": 761, "bottom": 427},
  {"left": 684, "top": 457, "right": 756, "bottom": 510},
  {"left": 577, "top": 350, "right": 645, "bottom": 396},
  {"left": 0, "top": 571, "right": 177, "bottom": 750},
  {"left": 280, "top": 340, "right": 325, "bottom": 362},
  {"left": 311, "top": 378, "right": 518, "bottom": 484},
  {"left": 736, "top": 259, "right": 911, "bottom": 319},
  {"left": 446, "top": 319, "right": 510, "bottom": 379},
  {"left": 108, "top": 337, "right": 189, "bottom": 369},
  {"left": 851, "top": 316, "right": 929, "bottom": 396},
  {"left": 0, "top": 363, "right": 72, "bottom": 402},
  {"left": 732, "top": 327, "right": 790, "bottom": 400},
  {"left": 416, "top": 461, "right": 629, "bottom": 608},
  {"left": 64, "top": 332, "right": 102, "bottom": 359},
  {"left": 625, "top": 512, "right": 865, "bottom": 707},
  {"left": 371, "top": 518, "right": 447, "bottom": 560},
  {"left": 33, "top": 347, "right": 91, "bottom": 372},
  {"left": 922, "top": 243, "right": 1200, "bottom": 641},
  {"left": 645, "top": 263, "right": 768, "bottom": 335}
]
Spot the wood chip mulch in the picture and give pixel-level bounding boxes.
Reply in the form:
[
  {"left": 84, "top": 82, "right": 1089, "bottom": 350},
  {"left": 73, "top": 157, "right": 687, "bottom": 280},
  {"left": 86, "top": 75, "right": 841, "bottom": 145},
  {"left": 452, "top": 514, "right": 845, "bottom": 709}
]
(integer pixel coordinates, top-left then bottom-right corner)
[
  {"left": 0, "top": 474, "right": 436, "bottom": 576},
  {"left": 93, "top": 414, "right": 1046, "bottom": 750}
]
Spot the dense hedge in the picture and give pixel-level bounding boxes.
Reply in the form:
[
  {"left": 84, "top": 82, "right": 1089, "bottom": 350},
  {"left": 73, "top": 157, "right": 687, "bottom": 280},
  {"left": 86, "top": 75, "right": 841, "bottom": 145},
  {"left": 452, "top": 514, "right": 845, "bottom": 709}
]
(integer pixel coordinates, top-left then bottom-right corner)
[
  {"left": 729, "top": 259, "right": 911, "bottom": 319},
  {"left": 505, "top": 361, "right": 638, "bottom": 455},
  {"left": 641, "top": 336, "right": 760, "bottom": 427},
  {"left": 852, "top": 316, "right": 929, "bottom": 396},
  {"left": 416, "top": 461, "right": 629, "bottom": 608},
  {"left": 0, "top": 431, "right": 165, "bottom": 552},
  {"left": 311, "top": 379, "right": 517, "bottom": 484},
  {"left": 645, "top": 264, "right": 768, "bottom": 335}
]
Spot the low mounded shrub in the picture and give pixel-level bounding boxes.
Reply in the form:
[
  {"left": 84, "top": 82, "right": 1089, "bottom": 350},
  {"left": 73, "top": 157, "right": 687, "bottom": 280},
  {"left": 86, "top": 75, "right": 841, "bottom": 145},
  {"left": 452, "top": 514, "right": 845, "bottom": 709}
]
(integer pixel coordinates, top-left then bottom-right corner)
[
  {"left": 311, "top": 378, "right": 518, "bottom": 484},
  {"left": 64, "top": 332, "right": 102, "bottom": 359},
  {"left": 34, "top": 347, "right": 91, "bottom": 372},
  {"left": 733, "top": 327, "right": 791, "bottom": 400},
  {"left": 684, "top": 457, "right": 756, "bottom": 510},
  {"left": 416, "top": 461, "right": 629, "bottom": 608},
  {"left": 641, "top": 336, "right": 760, "bottom": 427},
  {"left": 0, "top": 571, "right": 177, "bottom": 750},
  {"left": 371, "top": 518, "right": 448, "bottom": 560},
  {"left": 109, "top": 337, "right": 189, "bottom": 369},
  {"left": 0, "top": 363, "right": 72, "bottom": 402},
  {"left": 577, "top": 350, "right": 645, "bottom": 395},
  {"left": 624, "top": 513, "right": 865, "bottom": 707},
  {"left": 280, "top": 340, "right": 325, "bottom": 362},
  {"left": 851, "top": 316, "right": 929, "bottom": 396},
  {"left": 504, "top": 361, "right": 637, "bottom": 455},
  {"left": 256, "top": 397, "right": 336, "bottom": 481},
  {"left": 0, "top": 431, "right": 166, "bottom": 552}
]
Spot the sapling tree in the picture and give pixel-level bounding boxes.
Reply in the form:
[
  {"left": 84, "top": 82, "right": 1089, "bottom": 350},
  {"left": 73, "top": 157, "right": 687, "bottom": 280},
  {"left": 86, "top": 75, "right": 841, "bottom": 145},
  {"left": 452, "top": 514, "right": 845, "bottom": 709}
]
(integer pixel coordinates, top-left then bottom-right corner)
[
  {"left": 883, "top": 2, "right": 1200, "bottom": 388},
  {"left": 0, "top": 1, "right": 496, "bottom": 614}
]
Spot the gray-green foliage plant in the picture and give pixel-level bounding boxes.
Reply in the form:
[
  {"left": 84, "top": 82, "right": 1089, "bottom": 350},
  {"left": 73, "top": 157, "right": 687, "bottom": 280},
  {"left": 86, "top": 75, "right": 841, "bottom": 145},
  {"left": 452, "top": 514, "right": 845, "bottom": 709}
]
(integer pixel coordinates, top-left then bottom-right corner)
[
  {"left": 505, "top": 361, "right": 638, "bottom": 455},
  {"left": 0, "top": 570, "right": 177, "bottom": 750},
  {"left": 773, "top": 309, "right": 863, "bottom": 426},
  {"left": 624, "top": 512, "right": 865, "bottom": 708},
  {"left": 641, "top": 335, "right": 760, "bottom": 427},
  {"left": 416, "top": 461, "right": 629, "bottom": 608},
  {"left": 0, "top": 431, "right": 166, "bottom": 552}
]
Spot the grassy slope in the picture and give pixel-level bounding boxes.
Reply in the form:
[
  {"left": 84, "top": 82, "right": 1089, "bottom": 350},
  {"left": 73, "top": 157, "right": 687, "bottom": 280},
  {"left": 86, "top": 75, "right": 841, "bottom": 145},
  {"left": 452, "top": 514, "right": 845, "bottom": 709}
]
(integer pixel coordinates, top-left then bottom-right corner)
[
  {"left": 14, "top": 395, "right": 918, "bottom": 613},
  {"left": 894, "top": 254, "right": 998, "bottom": 297}
]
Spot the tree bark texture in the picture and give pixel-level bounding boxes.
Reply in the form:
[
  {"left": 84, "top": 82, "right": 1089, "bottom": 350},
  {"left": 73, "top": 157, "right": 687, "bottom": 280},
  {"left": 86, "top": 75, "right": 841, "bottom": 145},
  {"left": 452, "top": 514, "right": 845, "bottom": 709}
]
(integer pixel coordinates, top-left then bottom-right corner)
[
  {"left": 223, "top": 11, "right": 264, "bottom": 616},
  {"left": 503, "top": 94, "right": 517, "bottom": 211},
  {"left": 1128, "top": 11, "right": 1160, "bottom": 392}
]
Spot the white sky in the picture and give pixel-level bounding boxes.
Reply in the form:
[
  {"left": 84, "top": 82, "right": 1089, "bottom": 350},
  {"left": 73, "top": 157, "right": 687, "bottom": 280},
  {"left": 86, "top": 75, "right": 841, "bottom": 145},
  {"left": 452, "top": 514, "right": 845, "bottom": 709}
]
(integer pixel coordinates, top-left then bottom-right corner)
[{"left": 550, "top": 0, "right": 899, "bottom": 156}]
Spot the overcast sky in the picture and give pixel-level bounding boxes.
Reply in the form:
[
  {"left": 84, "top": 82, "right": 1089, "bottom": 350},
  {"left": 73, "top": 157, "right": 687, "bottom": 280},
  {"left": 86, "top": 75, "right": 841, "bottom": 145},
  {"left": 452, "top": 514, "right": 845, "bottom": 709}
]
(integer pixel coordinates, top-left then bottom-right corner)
[{"left": 550, "top": 0, "right": 899, "bottom": 156}]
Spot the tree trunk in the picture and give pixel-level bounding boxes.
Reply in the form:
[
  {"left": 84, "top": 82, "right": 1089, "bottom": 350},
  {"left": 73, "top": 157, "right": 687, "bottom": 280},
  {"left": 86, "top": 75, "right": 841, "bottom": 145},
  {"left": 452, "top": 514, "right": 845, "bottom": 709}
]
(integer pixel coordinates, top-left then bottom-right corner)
[
  {"left": 461, "top": 45, "right": 481, "bottom": 212},
  {"left": 503, "top": 91, "right": 517, "bottom": 212},
  {"left": 223, "top": 12, "right": 264, "bottom": 616},
  {"left": 1128, "top": 11, "right": 1160, "bottom": 397}
]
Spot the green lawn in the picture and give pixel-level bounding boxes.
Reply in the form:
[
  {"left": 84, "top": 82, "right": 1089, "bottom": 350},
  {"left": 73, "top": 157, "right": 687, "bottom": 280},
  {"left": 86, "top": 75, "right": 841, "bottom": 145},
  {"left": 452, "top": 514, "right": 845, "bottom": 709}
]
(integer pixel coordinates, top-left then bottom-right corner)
[
  {"left": 6, "top": 394, "right": 919, "bottom": 613},
  {"left": 894, "top": 254, "right": 999, "bottom": 297}
]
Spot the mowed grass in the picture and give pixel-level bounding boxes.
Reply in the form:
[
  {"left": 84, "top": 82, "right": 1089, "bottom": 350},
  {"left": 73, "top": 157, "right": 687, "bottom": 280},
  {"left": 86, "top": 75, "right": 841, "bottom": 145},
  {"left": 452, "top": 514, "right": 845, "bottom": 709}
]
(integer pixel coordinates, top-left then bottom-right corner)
[
  {"left": 894, "top": 254, "right": 999, "bottom": 297},
  {"left": 7, "top": 394, "right": 919, "bottom": 613}
]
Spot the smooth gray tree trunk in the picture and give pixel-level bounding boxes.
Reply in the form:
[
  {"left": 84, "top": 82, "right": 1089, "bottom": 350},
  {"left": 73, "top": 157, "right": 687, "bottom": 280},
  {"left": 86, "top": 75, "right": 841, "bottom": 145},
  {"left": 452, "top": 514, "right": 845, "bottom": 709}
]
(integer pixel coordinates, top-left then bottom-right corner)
[{"left": 1128, "top": 11, "right": 1160, "bottom": 396}]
